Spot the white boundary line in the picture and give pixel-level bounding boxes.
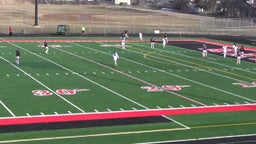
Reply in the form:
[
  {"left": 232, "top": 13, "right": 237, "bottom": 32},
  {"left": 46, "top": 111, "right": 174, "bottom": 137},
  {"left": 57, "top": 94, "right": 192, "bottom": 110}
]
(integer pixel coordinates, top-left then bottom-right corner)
[
  {"left": 57, "top": 44, "right": 205, "bottom": 106},
  {"left": 59, "top": 43, "right": 195, "bottom": 129},
  {"left": 132, "top": 42, "right": 256, "bottom": 74},
  {"left": 0, "top": 127, "right": 188, "bottom": 144},
  {"left": 0, "top": 100, "right": 15, "bottom": 117},
  {"left": 0, "top": 103, "right": 255, "bottom": 119},
  {"left": 74, "top": 42, "right": 256, "bottom": 103},
  {"left": 129, "top": 43, "right": 256, "bottom": 102},
  {"left": 135, "top": 133, "right": 256, "bottom": 144},
  {"left": 100, "top": 42, "right": 256, "bottom": 103},
  {"left": 4, "top": 40, "right": 190, "bottom": 130},
  {"left": 0, "top": 56, "right": 86, "bottom": 113},
  {"left": 132, "top": 42, "right": 256, "bottom": 83},
  {"left": 70, "top": 42, "right": 206, "bottom": 106}
]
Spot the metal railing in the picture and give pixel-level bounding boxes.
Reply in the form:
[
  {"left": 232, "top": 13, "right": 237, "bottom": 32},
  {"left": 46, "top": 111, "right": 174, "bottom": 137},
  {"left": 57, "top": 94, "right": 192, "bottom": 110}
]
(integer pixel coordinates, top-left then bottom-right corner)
[{"left": 0, "top": 11, "right": 256, "bottom": 36}]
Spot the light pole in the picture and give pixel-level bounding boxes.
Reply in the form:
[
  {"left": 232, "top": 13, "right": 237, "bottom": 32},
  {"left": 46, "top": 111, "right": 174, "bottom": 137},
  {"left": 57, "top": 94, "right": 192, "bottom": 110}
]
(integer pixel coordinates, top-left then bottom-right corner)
[{"left": 34, "top": 0, "right": 39, "bottom": 26}]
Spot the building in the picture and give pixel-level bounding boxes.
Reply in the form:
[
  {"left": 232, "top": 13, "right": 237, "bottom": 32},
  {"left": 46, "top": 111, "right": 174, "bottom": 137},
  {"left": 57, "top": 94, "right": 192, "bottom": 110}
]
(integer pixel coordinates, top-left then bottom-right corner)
[{"left": 115, "top": 0, "right": 130, "bottom": 5}]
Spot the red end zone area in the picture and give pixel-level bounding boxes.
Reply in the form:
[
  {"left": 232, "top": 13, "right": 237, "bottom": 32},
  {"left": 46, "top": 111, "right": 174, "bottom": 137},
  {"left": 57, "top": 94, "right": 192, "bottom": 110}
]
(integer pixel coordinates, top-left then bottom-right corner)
[{"left": 0, "top": 104, "right": 256, "bottom": 126}]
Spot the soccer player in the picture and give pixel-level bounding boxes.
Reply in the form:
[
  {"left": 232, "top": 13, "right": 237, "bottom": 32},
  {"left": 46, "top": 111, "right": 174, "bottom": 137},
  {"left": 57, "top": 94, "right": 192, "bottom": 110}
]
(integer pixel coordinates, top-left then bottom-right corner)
[
  {"left": 121, "top": 37, "right": 125, "bottom": 49},
  {"left": 202, "top": 43, "right": 207, "bottom": 58},
  {"left": 120, "top": 32, "right": 126, "bottom": 40},
  {"left": 44, "top": 40, "right": 49, "bottom": 54},
  {"left": 124, "top": 30, "right": 129, "bottom": 38},
  {"left": 81, "top": 26, "right": 85, "bottom": 33},
  {"left": 162, "top": 38, "right": 166, "bottom": 48},
  {"left": 237, "top": 51, "right": 241, "bottom": 64},
  {"left": 163, "top": 32, "right": 168, "bottom": 43},
  {"left": 232, "top": 43, "right": 237, "bottom": 56},
  {"left": 15, "top": 48, "right": 20, "bottom": 65},
  {"left": 139, "top": 32, "right": 143, "bottom": 41},
  {"left": 222, "top": 44, "right": 227, "bottom": 58},
  {"left": 112, "top": 51, "right": 119, "bottom": 66},
  {"left": 150, "top": 37, "right": 155, "bottom": 49},
  {"left": 8, "top": 26, "right": 13, "bottom": 37},
  {"left": 239, "top": 45, "right": 245, "bottom": 58}
]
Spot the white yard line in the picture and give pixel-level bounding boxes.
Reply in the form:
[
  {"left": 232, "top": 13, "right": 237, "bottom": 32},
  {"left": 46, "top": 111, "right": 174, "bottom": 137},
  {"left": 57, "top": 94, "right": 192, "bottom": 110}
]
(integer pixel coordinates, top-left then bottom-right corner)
[
  {"left": 0, "top": 56, "right": 85, "bottom": 113},
  {"left": 130, "top": 44, "right": 256, "bottom": 102},
  {"left": 135, "top": 134, "right": 256, "bottom": 144},
  {"left": 4, "top": 41, "right": 191, "bottom": 129},
  {"left": 133, "top": 43, "right": 256, "bottom": 75},
  {"left": 53, "top": 45, "right": 190, "bottom": 129},
  {"left": 132, "top": 43, "right": 255, "bottom": 83},
  {"left": 73, "top": 42, "right": 256, "bottom": 103},
  {"left": 57, "top": 46, "right": 205, "bottom": 107},
  {"left": 0, "top": 100, "right": 15, "bottom": 117},
  {"left": 0, "top": 127, "right": 188, "bottom": 144}
]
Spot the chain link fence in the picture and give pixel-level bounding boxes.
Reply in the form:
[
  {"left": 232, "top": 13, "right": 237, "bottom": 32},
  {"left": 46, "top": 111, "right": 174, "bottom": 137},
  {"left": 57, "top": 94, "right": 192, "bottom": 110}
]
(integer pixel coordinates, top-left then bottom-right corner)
[{"left": 0, "top": 11, "right": 256, "bottom": 36}]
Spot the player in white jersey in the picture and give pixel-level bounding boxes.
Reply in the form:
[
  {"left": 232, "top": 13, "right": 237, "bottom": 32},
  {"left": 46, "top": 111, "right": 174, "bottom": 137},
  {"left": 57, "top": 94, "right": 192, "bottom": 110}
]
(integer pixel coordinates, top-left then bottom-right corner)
[
  {"left": 121, "top": 38, "right": 125, "bottom": 49},
  {"left": 162, "top": 38, "right": 166, "bottom": 48},
  {"left": 139, "top": 32, "right": 143, "bottom": 41},
  {"left": 112, "top": 51, "right": 119, "bottom": 66},
  {"left": 15, "top": 48, "right": 20, "bottom": 65},
  {"left": 222, "top": 45, "right": 227, "bottom": 58},
  {"left": 232, "top": 43, "right": 237, "bottom": 56},
  {"left": 202, "top": 43, "right": 207, "bottom": 58},
  {"left": 163, "top": 32, "right": 168, "bottom": 43}
]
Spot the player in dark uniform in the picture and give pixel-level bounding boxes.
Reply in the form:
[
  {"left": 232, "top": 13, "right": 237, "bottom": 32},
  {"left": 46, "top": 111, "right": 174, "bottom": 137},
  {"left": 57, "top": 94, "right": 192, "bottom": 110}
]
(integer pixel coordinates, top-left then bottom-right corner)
[
  {"left": 120, "top": 32, "right": 125, "bottom": 40},
  {"left": 150, "top": 37, "right": 155, "bottom": 48},
  {"left": 239, "top": 45, "right": 245, "bottom": 58},
  {"left": 237, "top": 51, "right": 241, "bottom": 64},
  {"left": 15, "top": 48, "right": 20, "bottom": 65},
  {"left": 44, "top": 40, "right": 49, "bottom": 54},
  {"left": 124, "top": 30, "right": 129, "bottom": 38}
]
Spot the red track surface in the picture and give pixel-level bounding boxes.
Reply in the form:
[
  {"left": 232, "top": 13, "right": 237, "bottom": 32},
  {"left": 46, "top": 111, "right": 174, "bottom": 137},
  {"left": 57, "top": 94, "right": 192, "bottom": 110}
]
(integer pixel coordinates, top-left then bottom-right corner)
[{"left": 0, "top": 104, "right": 256, "bottom": 126}]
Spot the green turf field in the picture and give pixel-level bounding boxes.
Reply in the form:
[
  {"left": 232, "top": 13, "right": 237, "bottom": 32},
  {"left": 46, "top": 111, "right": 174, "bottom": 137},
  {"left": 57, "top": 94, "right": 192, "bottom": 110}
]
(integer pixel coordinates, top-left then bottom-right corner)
[{"left": 0, "top": 37, "right": 256, "bottom": 144}]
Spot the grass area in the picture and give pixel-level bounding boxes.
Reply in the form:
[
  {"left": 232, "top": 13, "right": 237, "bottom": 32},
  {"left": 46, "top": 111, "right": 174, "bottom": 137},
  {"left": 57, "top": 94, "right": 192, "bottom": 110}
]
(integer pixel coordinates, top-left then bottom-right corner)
[{"left": 0, "top": 36, "right": 256, "bottom": 143}]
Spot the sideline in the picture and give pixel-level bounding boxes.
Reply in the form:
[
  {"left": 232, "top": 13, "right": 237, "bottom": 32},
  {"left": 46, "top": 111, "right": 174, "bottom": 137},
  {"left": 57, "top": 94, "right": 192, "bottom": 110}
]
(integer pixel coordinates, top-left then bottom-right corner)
[{"left": 0, "top": 127, "right": 187, "bottom": 144}]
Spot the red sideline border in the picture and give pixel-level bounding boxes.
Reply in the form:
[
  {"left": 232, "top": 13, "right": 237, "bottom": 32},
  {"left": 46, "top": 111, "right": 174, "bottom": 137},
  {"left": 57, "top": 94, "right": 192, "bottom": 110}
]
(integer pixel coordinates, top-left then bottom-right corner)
[
  {"left": 0, "top": 104, "right": 256, "bottom": 126},
  {"left": 0, "top": 39, "right": 255, "bottom": 126}
]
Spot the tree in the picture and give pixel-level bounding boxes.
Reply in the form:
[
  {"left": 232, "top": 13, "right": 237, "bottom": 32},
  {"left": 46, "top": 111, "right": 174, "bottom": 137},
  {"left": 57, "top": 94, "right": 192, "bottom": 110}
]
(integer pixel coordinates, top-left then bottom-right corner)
[
  {"left": 194, "top": 0, "right": 216, "bottom": 12},
  {"left": 173, "top": 0, "right": 189, "bottom": 10},
  {"left": 216, "top": 0, "right": 256, "bottom": 18}
]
